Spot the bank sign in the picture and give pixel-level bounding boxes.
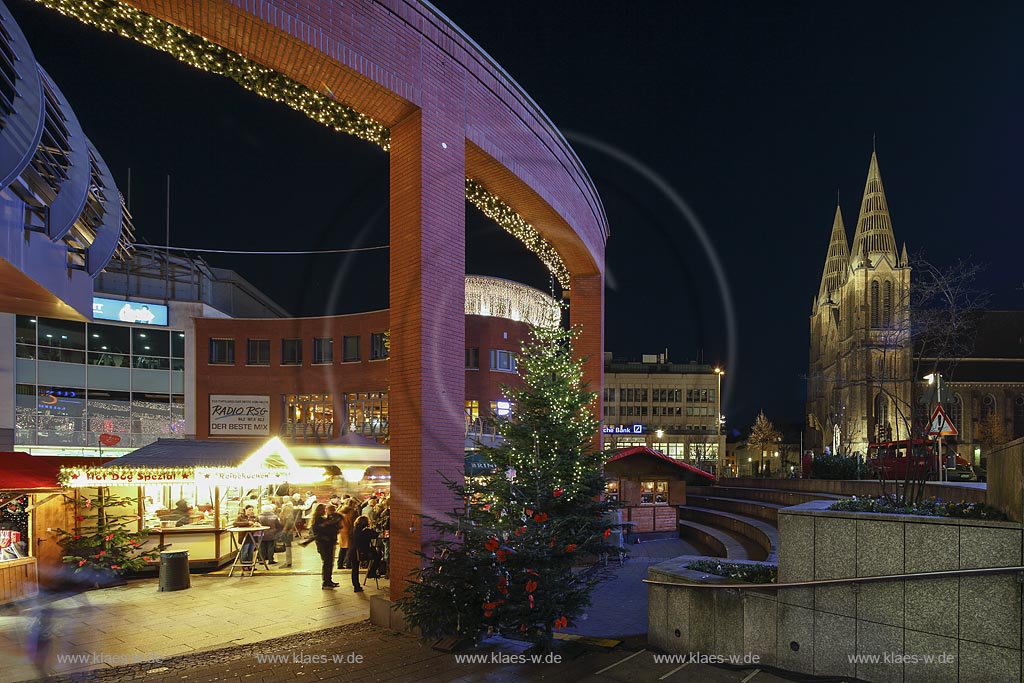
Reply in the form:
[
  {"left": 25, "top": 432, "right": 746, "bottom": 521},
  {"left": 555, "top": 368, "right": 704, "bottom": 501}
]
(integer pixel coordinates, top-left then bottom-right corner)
[
  {"left": 602, "top": 424, "right": 645, "bottom": 435},
  {"left": 210, "top": 395, "right": 270, "bottom": 436}
]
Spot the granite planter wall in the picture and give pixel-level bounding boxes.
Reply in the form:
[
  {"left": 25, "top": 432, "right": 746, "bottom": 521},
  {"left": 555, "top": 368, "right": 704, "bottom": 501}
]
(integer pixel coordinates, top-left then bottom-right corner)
[{"left": 649, "top": 501, "right": 1024, "bottom": 683}]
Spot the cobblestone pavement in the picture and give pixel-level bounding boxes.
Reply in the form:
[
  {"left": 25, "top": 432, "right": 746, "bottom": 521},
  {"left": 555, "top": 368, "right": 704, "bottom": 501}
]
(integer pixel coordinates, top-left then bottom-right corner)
[{"left": 12, "top": 619, "right": 802, "bottom": 683}]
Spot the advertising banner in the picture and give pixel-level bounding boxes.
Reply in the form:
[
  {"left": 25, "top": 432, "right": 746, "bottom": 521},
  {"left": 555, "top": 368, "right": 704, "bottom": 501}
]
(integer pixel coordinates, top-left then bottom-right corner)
[{"left": 209, "top": 395, "right": 271, "bottom": 436}]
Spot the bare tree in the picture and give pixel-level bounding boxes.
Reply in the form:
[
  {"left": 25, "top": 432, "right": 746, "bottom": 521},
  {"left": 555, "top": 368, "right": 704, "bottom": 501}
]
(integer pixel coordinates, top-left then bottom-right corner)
[{"left": 748, "top": 411, "right": 782, "bottom": 477}]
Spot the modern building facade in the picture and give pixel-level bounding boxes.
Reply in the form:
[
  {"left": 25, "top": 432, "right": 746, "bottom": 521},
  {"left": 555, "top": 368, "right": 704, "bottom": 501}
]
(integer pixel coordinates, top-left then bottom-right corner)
[
  {"left": 193, "top": 276, "right": 559, "bottom": 446},
  {"left": 1, "top": 245, "right": 287, "bottom": 454},
  {"left": 601, "top": 353, "right": 725, "bottom": 473}
]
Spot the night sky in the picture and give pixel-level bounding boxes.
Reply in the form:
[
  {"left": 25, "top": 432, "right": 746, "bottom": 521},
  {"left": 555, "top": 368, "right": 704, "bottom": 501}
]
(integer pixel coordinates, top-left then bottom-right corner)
[{"left": 9, "top": 0, "right": 1023, "bottom": 434}]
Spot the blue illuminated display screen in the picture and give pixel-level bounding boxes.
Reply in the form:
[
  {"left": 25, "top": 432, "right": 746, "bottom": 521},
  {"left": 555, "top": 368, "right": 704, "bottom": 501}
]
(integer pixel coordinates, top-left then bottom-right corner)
[{"left": 92, "top": 297, "right": 168, "bottom": 326}]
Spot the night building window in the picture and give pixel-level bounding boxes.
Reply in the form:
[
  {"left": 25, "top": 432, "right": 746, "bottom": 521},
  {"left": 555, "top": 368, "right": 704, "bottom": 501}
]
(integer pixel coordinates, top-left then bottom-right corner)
[
  {"left": 282, "top": 393, "right": 333, "bottom": 440},
  {"left": 209, "top": 339, "right": 234, "bottom": 365},
  {"left": 603, "top": 387, "right": 616, "bottom": 403},
  {"left": 982, "top": 394, "right": 997, "bottom": 419},
  {"left": 640, "top": 480, "right": 668, "bottom": 505},
  {"left": 490, "top": 349, "right": 517, "bottom": 373},
  {"left": 346, "top": 392, "right": 388, "bottom": 439},
  {"left": 465, "top": 400, "right": 480, "bottom": 422},
  {"left": 342, "top": 335, "right": 361, "bottom": 363},
  {"left": 246, "top": 339, "right": 270, "bottom": 366},
  {"left": 605, "top": 480, "right": 620, "bottom": 502},
  {"left": 870, "top": 280, "right": 881, "bottom": 328},
  {"left": 281, "top": 339, "right": 302, "bottom": 365},
  {"left": 370, "top": 332, "right": 388, "bottom": 360},
  {"left": 312, "top": 337, "right": 333, "bottom": 364},
  {"left": 465, "top": 347, "right": 479, "bottom": 369}
]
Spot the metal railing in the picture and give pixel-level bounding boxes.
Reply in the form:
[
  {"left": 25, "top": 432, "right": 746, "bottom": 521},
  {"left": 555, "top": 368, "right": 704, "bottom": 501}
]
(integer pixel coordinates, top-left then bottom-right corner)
[{"left": 643, "top": 565, "right": 1024, "bottom": 590}]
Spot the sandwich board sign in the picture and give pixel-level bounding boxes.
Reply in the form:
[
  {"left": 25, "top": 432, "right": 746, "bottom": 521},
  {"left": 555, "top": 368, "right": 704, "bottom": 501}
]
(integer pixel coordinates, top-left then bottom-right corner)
[{"left": 927, "top": 405, "right": 958, "bottom": 437}]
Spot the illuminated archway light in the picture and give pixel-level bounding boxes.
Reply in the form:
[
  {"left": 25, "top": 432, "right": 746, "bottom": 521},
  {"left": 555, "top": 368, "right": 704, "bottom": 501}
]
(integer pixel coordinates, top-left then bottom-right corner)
[{"left": 33, "top": 0, "right": 570, "bottom": 288}]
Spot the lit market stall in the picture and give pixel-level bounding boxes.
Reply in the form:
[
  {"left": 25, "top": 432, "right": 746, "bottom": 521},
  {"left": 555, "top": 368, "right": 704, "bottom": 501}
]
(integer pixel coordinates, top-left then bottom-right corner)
[{"left": 58, "top": 437, "right": 389, "bottom": 569}]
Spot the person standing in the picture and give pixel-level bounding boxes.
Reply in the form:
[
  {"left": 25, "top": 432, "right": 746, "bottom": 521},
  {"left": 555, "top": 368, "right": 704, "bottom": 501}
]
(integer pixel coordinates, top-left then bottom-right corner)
[
  {"left": 350, "top": 515, "right": 380, "bottom": 593},
  {"left": 278, "top": 499, "right": 296, "bottom": 568},
  {"left": 336, "top": 501, "right": 357, "bottom": 570},
  {"left": 300, "top": 491, "right": 318, "bottom": 538},
  {"left": 258, "top": 503, "right": 281, "bottom": 565},
  {"left": 311, "top": 504, "right": 342, "bottom": 589},
  {"left": 233, "top": 504, "right": 258, "bottom": 564}
]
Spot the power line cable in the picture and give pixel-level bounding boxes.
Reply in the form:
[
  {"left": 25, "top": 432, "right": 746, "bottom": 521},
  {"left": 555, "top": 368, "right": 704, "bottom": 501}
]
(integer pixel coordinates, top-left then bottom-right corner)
[{"left": 142, "top": 244, "right": 389, "bottom": 256}]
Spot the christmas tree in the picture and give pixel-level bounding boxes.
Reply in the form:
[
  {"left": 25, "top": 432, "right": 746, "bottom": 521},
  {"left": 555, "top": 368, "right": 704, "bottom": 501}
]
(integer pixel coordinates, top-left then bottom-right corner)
[
  {"left": 397, "top": 324, "right": 617, "bottom": 650},
  {"left": 54, "top": 488, "right": 164, "bottom": 584}
]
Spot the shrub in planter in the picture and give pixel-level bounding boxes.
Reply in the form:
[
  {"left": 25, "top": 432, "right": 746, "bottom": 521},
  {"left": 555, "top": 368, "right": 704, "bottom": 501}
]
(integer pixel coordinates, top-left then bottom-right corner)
[
  {"left": 809, "top": 452, "right": 870, "bottom": 480},
  {"left": 829, "top": 495, "right": 1008, "bottom": 520},
  {"left": 685, "top": 559, "right": 778, "bottom": 583}
]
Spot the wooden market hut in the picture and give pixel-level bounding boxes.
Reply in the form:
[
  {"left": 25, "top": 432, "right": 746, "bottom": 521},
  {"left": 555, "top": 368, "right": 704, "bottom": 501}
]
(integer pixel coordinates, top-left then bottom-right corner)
[{"left": 604, "top": 446, "right": 715, "bottom": 535}]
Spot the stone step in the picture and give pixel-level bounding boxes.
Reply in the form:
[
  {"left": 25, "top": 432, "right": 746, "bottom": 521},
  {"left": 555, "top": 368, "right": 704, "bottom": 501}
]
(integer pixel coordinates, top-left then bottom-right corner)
[
  {"left": 687, "top": 494, "right": 783, "bottom": 524},
  {"left": 678, "top": 506, "right": 779, "bottom": 562},
  {"left": 676, "top": 518, "right": 749, "bottom": 560}
]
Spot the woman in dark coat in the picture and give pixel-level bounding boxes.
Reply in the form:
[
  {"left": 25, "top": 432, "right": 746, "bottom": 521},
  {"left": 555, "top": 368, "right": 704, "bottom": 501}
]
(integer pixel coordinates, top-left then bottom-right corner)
[
  {"left": 350, "top": 515, "right": 380, "bottom": 593},
  {"left": 311, "top": 504, "right": 342, "bottom": 589}
]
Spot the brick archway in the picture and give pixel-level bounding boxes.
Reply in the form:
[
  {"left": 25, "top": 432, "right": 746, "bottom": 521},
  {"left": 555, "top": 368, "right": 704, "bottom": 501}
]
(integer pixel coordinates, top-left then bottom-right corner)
[{"left": 56, "top": 0, "right": 608, "bottom": 602}]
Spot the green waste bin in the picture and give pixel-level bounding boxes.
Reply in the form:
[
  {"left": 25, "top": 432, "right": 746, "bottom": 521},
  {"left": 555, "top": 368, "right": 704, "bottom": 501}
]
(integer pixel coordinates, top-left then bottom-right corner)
[{"left": 158, "top": 550, "right": 190, "bottom": 592}]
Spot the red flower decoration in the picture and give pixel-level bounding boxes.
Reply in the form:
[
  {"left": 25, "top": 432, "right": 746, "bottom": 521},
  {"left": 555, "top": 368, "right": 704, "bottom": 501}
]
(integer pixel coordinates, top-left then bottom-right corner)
[
  {"left": 129, "top": 540, "right": 139, "bottom": 547},
  {"left": 565, "top": 544, "right": 577, "bottom": 553},
  {"left": 110, "top": 565, "right": 121, "bottom": 570},
  {"left": 96, "top": 550, "right": 107, "bottom": 557},
  {"left": 496, "top": 550, "right": 509, "bottom": 563},
  {"left": 483, "top": 600, "right": 504, "bottom": 610},
  {"left": 553, "top": 487, "right": 563, "bottom": 498},
  {"left": 482, "top": 503, "right": 492, "bottom": 511},
  {"left": 534, "top": 512, "right": 549, "bottom": 523},
  {"left": 526, "top": 569, "right": 539, "bottom": 577},
  {"left": 84, "top": 498, "right": 91, "bottom": 509},
  {"left": 78, "top": 560, "right": 86, "bottom": 567},
  {"left": 554, "top": 616, "right": 568, "bottom": 629},
  {"left": 484, "top": 538, "right": 500, "bottom": 552},
  {"left": 524, "top": 508, "right": 534, "bottom": 517},
  {"left": 525, "top": 580, "right": 538, "bottom": 593},
  {"left": 528, "top": 595, "right": 535, "bottom": 609},
  {"left": 604, "top": 528, "right": 612, "bottom": 539},
  {"left": 73, "top": 535, "right": 80, "bottom": 540},
  {"left": 105, "top": 533, "right": 115, "bottom": 541},
  {"left": 514, "top": 526, "right": 526, "bottom": 537},
  {"left": 76, "top": 516, "right": 85, "bottom": 522}
]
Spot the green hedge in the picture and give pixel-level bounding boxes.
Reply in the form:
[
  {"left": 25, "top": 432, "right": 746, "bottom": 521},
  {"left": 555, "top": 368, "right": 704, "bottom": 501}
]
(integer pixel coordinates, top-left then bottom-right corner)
[
  {"left": 685, "top": 559, "right": 778, "bottom": 583},
  {"left": 830, "top": 495, "right": 1008, "bottom": 520}
]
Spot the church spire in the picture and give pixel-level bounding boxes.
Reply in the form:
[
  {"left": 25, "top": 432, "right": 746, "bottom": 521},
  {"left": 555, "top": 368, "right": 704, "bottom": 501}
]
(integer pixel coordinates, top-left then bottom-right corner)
[
  {"left": 818, "top": 204, "right": 850, "bottom": 300},
  {"left": 850, "top": 149, "right": 898, "bottom": 265}
]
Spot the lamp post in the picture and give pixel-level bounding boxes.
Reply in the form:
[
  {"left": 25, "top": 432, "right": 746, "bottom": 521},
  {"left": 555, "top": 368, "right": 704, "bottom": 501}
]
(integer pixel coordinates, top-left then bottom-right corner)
[
  {"left": 924, "top": 373, "right": 944, "bottom": 482},
  {"left": 714, "top": 367, "right": 725, "bottom": 478}
]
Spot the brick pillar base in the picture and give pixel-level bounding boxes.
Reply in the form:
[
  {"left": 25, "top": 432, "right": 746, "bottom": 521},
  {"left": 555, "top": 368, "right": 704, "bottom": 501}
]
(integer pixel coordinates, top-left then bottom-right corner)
[{"left": 570, "top": 273, "right": 605, "bottom": 451}]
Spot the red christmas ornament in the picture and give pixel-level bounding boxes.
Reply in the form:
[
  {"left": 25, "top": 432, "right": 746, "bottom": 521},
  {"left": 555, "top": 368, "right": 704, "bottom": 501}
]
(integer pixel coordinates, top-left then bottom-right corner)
[
  {"left": 84, "top": 498, "right": 91, "bottom": 509},
  {"left": 496, "top": 550, "right": 509, "bottom": 563},
  {"left": 514, "top": 526, "right": 526, "bottom": 537},
  {"left": 565, "top": 544, "right": 577, "bottom": 553},
  {"left": 483, "top": 503, "right": 492, "bottom": 511},
  {"left": 104, "top": 533, "right": 115, "bottom": 541},
  {"left": 528, "top": 595, "right": 535, "bottom": 609},
  {"left": 525, "top": 580, "right": 538, "bottom": 593},
  {"left": 553, "top": 487, "right": 563, "bottom": 498},
  {"left": 485, "top": 537, "right": 500, "bottom": 552},
  {"left": 554, "top": 616, "right": 568, "bottom": 629},
  {"left": 75, "top": 516, "right": 85, "bottom": 522},
  {"left": 78, "top": 559, "right": 86, "bottom": 567},
  {"left": 526, "top": 569, "right": 539, "bottom": 577},
  {"left": 534, "top": 512, "right": 549, "bottom": 523},
  {"left": 603, "top": 528, "right": 612, "bottom": 539},
  {"left": 524, "top": 508, "right": 534, "bottom": 517},
  {"left": 111, "top": 564, "right": 121, "bottom": 570}
]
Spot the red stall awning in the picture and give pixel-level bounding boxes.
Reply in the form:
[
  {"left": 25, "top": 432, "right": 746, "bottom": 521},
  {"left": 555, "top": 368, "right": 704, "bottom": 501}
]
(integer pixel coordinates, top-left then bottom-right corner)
[{"left": 1, "top": 452, "right": 113, "bottom": 491}]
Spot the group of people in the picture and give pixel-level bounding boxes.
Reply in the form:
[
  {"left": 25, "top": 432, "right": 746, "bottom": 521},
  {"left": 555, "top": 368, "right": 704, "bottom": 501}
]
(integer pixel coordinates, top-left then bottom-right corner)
[
  {"left": 307, "top": 493, "right": 390, "bottom": 591},
  {"left": 228, "top": 491, "right": 390, "bottom": 591}
]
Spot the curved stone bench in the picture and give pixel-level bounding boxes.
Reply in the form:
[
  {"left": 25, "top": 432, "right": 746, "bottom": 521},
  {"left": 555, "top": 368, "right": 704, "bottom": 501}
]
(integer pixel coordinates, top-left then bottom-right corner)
[
  {"left": 677, "top": 519, "right": 749, "bottom": 560},
  {"left": 678, "top": 506, "right": 778, "bottom": 562},
  {"left": 687, "top": 494, "right": 784, "bottom": 524},
  {"left": 707, "top": 486, "right": 846, "bottom": 506}
]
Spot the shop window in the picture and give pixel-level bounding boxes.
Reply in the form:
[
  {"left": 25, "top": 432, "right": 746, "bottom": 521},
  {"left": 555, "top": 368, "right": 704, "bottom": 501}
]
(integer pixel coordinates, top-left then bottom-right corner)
[
  {"left": 209, "top": 338, "right": 235, "bottom": 365},
  {"left": 346, "top": 392, "right": 388, "bottom": 439},
  {"left": 134, "top": 329, "right": 169, "bottom": 358},
  {"left": 490, "top": 349, "right": 517, "bottom": 373},
  {"left": 465, "top": 347, "right": 479, "bottom": 369},
  {"left": 281, "top": 339, "right": 302, "bottom": 365},
  {"left": 283, "top": 394, "right": 335, "bottom": 440},
  {"left": 465, "top": 400, "right": 480, "bottom": 421},
  {"left": 87, "top": 322, "right": 131, "bottom": 367},
  {"left": 342, "top": 335, "right": 360, "bottom": 363},
  {"left": 370, "top": 332, "right": 388, "bottom": 360},
  {"left": 312, "top": 337, "right": 333, "bottom": 364},
  {"left": 38, "top": 318, "right": 86, "bottom": 351},
  {"left": 246, "top": 339, "right": 270, "bottom": 366},
  {"left": 640, "top": 480, "right": 669, "bottom": 505},
  {"left": 605, "top": 480, "right": 620, "bottom": 502}
]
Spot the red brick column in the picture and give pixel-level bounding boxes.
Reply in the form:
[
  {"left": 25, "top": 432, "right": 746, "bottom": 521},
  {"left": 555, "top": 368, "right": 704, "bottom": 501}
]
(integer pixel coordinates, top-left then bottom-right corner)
[
  {"left": 388, "top": 81, "right": 466, "bottom": 602},
  {"left": 570, "top": 273, "right": 604, "bottom": 451}
]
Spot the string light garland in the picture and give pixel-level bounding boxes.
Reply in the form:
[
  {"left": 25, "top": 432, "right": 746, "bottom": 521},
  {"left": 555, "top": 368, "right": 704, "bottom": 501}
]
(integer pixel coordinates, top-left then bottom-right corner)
[
  {"left": 58, "top": 465, "right": 194, "bottom": 487},
  {"left": 466, "top": 180, "right": 570, "bottom": 289},
  {"left": 33, "top": 0, "right": 570, "bottom": 288}
]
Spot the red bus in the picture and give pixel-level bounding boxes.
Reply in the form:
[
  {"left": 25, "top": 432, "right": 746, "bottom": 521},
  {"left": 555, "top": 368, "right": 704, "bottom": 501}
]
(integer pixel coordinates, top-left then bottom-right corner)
[{"left": 867, "top": 439, "right": 971, "bottom": 480}]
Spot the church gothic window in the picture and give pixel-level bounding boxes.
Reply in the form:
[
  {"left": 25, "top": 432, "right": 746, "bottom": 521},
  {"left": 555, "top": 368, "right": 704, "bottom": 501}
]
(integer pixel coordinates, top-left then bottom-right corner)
[
  {"left": 870, "top": 281, "right": 880, "bottom": 328},
  {"left": 948, "top": 394, "right": 963, "bottom": 436},
  {"left": 1014, "top": 396, "right": 1024, "bottom": 439},
  {"left": 982, "top": 394, "right": 997, "bottom": 419},
  {"left": 874, "top": 392, "right": 890, "bottom": 441},
  {"left": 883, "top": 281, "right": 893, "bottom": 327}
]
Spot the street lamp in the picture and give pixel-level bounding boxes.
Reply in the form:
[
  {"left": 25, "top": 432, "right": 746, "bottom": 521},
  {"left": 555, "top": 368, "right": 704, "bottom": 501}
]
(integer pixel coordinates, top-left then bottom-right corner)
[
  {"left": 924, "top": 372, "right": 944, "bottom": 482},
  {"left": 714, "top": 367, "right": 725, "bottom": 477}
]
